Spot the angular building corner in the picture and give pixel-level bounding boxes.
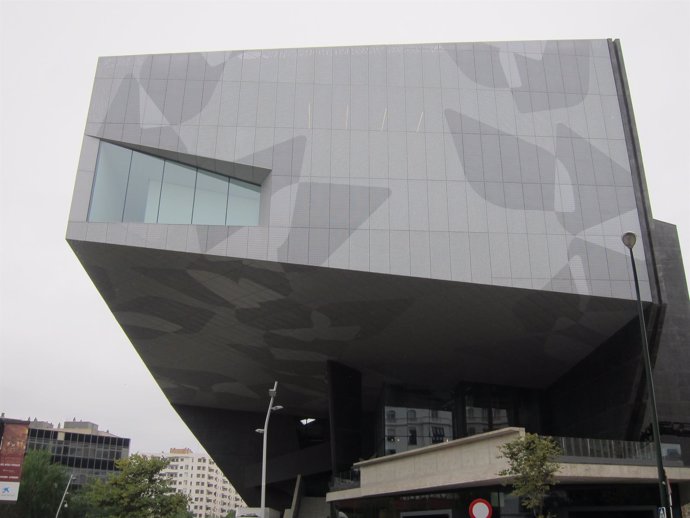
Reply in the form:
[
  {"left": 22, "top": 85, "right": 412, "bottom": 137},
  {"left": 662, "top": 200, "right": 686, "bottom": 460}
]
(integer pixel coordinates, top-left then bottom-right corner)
[{"left": 66, "top": 39, "right": 690, "bottom": 517}]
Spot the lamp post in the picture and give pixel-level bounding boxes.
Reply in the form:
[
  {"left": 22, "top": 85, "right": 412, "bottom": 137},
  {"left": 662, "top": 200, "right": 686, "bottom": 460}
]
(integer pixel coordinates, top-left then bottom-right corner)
[
  {"left": 622, "top": 231, "right": 670, "bottom": 518},
  {"left": 255, "top": 381, "right": 283, "bottom": 518},
  {"left": 55, "top": 474, "right": 74, "bottom": 518}
]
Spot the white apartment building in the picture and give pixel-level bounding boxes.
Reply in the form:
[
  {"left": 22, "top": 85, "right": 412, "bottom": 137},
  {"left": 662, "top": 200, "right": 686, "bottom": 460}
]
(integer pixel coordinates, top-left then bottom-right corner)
[{"left": 158, "top": 448, "right": 245, "bottom": 518}]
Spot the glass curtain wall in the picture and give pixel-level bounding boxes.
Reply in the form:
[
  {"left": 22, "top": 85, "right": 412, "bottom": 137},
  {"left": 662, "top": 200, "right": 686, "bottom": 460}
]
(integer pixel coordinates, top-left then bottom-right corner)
[
  {"left": 88, "top": 141, "right": 260, "bottom": 226},
  {"left": 381, "top": 387, "right": 455, "bottom": 456},
  {"left": 383, "top": 406, "right": 454, "bottom": 455},
  {"left": 461, "top": 384, "right": 519, "bottom": 437},
  {"left": 378, "top": 384, "right": 527, "bottom": 456}
]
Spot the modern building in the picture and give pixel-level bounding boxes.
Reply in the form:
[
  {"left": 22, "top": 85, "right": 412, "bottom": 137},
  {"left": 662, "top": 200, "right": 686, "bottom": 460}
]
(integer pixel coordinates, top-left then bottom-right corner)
[
  {"left": 67, "top": 39, "right": 690, "bottom": 517},
  {"left": 154, "top": 447, "right": 245, "bottom": 518},
  {"left": 26, "top": 419, "right": 130, "bottom": 487}
]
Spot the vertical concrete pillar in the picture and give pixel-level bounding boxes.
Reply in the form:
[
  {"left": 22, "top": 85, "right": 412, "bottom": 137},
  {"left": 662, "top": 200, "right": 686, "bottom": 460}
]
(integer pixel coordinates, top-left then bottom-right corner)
[
  {"left": 679, "top": 482, "right": 690, "bottom": 518},
  {"left": 327, "top": 361, "right": 362, "bottom": 474}
]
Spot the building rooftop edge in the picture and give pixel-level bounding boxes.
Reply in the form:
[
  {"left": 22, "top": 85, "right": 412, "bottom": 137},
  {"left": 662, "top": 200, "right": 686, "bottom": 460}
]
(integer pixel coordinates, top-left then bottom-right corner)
[{"left": 96, "top": 37, "right": 613, "bottom": 59}]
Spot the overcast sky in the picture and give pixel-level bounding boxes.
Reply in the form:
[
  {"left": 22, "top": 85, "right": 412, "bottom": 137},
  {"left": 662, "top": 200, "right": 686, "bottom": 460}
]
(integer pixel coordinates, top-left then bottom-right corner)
[{"left": 1, "top": 0, "right": 688, "bottom": 455}]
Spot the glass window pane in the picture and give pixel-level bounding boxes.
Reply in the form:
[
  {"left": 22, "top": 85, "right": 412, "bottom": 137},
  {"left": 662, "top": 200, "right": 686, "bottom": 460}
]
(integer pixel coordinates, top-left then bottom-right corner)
[
  {"left": 192, "top": 170, "right": 229, "bottom": 225},
  {"left": 89, "top": 142, "right": 132, "bottom": 222},
  {"left": 226, "top": 180, "right": 260, "bottom": 226},
  {"left": 158, "top": 161, "right": 197, "bottom": 224},
  {"left": 123, "top": 151, "right": 164, "bottom": 223},
  {"left": 465, "top": 387, "right": 490, "bottom": 436}
]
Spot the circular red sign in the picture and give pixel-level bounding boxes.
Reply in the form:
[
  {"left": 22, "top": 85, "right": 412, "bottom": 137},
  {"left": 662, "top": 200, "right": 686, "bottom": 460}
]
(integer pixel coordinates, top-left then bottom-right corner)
[{"left": 469, "top": 498, "right": 493, "bottom": 518}]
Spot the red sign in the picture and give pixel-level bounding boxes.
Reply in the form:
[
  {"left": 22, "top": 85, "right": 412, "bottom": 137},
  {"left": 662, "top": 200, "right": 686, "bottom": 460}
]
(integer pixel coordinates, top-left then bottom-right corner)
[
  {"left": 0, "top": 422, "right": 30, "bottom": 501},
  {"left": 469, "top": 498, "right": 493, "bottom": 518}
]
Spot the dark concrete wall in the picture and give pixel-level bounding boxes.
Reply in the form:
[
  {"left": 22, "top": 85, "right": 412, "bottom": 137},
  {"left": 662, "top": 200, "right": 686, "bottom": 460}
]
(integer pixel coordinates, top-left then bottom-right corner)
[
  {"left": 649, "top": 220, "right": 690, "bottom": 463},
  {"left": 543, "top": 317, "right": 645, "bottom": 439},
  {"left": 650, "top": 220, "right": 690, "bottom": 421}
]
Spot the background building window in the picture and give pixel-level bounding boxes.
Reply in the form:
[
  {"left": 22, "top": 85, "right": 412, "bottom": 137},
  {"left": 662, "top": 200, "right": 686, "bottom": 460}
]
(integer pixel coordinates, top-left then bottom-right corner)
[{"left": 408, "top": 428, "right": 417, "bottom": 446}]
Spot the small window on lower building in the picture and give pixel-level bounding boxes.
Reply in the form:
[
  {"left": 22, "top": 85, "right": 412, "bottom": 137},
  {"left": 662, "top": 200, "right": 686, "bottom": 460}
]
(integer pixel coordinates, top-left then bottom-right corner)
[{"left": 432, "top": 426, "right": 445, "bottom": 444}]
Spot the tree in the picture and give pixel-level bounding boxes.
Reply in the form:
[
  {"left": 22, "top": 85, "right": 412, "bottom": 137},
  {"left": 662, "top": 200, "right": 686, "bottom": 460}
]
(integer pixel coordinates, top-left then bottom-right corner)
[
  {"left": 0, "top": 449, "right": 70, "bottom": 518},
  {"left": 72, "top": 454, "right": 188, "bottom": 518},
  {"left": 498, "top": 433, "right": 562, "bottom": 518}
]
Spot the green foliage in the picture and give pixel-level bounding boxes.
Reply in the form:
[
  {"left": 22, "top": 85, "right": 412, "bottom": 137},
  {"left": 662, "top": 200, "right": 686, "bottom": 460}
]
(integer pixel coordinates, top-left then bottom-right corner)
[
  {"left": 498, "top": 433, "right": 562, "bottom": 518},
  {"left": 0, "top": 449, "right": 70, "bottom": 518},
  {"left": 72, "top": 454, "right": 188, "bottom": 518},
  {"left": 226, "top": 510, "right": 237, "bottom": 518}
]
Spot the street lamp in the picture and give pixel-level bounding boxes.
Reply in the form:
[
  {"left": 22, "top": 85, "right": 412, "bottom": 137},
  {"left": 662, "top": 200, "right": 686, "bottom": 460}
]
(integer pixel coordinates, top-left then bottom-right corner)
[
  {"left": 622, "top": 231, "right": 670, "bottom": 518},
  {"left": 55, "top": 474, "right": 74, "bottom": 518},
  {"left": 255, "top": 381, "right": 282, "bottom": 518}
]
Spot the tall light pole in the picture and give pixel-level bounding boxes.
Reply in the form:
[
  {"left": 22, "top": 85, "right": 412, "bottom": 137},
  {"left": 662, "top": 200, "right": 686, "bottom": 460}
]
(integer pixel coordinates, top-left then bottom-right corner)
[
  {"left": 255, "top": 381, "right": 283, "bottom": 518},
  {"left": 54, "top": 474, "right": 74, "bottom": 518},
  {"left": 622, "top": 231, "right": 670, "bottom": 518}
]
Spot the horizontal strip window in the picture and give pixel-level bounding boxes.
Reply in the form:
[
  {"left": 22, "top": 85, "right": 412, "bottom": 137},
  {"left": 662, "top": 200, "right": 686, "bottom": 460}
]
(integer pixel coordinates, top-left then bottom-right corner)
[{"left": 88, "top": 141, "right": 260, "bottom": 226}]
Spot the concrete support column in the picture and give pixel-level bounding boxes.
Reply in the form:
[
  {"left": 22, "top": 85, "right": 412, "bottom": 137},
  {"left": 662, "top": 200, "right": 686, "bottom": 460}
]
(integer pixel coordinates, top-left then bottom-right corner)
[{"left": 679, "top": 482, "right": 690, "bottom": 518}]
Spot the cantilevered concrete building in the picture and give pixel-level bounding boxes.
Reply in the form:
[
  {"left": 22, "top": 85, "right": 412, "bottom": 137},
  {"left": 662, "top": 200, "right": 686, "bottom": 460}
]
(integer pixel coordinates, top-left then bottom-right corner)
[{"left": 67, "top": 40, "right": 690, "bottom": 517}]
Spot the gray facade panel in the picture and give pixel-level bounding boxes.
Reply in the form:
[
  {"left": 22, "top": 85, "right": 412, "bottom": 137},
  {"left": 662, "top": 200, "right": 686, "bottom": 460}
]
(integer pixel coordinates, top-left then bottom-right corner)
[{"left": 73, "top": 40, "right": 650, "bottom": 301}]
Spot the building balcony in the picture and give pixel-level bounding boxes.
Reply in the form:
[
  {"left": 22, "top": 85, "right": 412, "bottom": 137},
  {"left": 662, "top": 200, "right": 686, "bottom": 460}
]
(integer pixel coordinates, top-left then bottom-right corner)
[{"left": 327, "top": 428, "right": 690, "bottom": 502}]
